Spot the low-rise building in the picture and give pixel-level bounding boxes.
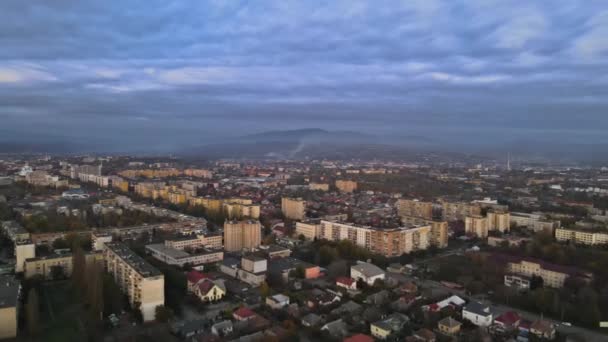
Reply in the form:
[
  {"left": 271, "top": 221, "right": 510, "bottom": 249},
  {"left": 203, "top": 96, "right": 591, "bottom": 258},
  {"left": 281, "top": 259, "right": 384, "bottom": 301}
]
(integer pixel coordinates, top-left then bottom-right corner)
[
  {"left": 145, "top": 243, "right": 223, "bottom": 267},
  {"left": 555, "top": 227, "right": 608, "bottom": 246},
  {"left": 437, "top": 317, "right": 461, "bottom": 336},
  {"left": 462, "top": 301, "right": 493, "bottom": 327},
  {"left": 370, "top": 313, "right": 409, "bottom": 340},
  {"left": 351, "top": 261, "right": 385, "bottom": 286},
  {"left": 266, "top": 294, "right": 290, "bottom": 309}
]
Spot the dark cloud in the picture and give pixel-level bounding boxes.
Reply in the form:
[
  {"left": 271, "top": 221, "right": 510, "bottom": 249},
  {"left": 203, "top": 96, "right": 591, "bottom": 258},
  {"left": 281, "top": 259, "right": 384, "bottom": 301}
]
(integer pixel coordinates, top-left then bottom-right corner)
[{"left": 1, "top": 0, "right": 608, "bottom": 154}]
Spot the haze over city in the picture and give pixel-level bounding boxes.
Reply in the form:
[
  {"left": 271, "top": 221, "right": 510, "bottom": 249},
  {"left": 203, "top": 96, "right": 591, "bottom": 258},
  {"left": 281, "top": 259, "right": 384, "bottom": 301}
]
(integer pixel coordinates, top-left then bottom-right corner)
[{"left": 1, "top": 1, "right": 608, "bottom": 160}]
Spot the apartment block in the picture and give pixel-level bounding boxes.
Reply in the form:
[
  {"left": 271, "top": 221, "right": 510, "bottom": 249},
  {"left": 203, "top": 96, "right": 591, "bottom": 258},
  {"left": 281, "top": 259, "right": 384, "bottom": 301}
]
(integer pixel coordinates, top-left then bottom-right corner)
[
  {"left": 465, "top": 215, "right": 488, "bottom": 238},
  {"left": 510, "top": 212, "right": 560, "bottom": 233},
  {"left": 223, "top": 220, "right": 262, "bottom": 252},
  {"left": 281, "top": 197, "right": 306, "bottom": 221},
  {"left": 487, "top": 211, "right": 510, "bottom": 233},
  {"left": 103, "top": 243, "right": 165, "bottom": 322},
  {"left": 224, "top": 201, "right": 261, "bottom": 219},
  {"left": 400, "top": 216, "right": 448, "bottom": 248},
  {"left": 442, "top": 201, "right": 481, "bottom": 221},
  {"left": 319, "top": 220, "right": 434, "bottom": 257},
  {"left": 555, "top": 228, "right": 608, "bottom": 245},
  {"left": 335, "top": 180, "right": 358, "bottom": 193},
  {"left": 24, "top": 252, "right": 103, "bottom": 279},
  {"left": 295, "top": 220, "right": 321, "bottom": 240},
  {"left": 397, "top": 199, "right": 433, "bottom": 219}
]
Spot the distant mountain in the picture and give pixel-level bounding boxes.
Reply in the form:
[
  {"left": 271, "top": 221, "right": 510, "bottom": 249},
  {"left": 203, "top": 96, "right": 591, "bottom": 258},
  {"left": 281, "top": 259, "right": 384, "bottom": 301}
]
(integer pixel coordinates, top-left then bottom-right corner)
[{"left": 238, "top": 128, "right": 374, "bottom": 144}]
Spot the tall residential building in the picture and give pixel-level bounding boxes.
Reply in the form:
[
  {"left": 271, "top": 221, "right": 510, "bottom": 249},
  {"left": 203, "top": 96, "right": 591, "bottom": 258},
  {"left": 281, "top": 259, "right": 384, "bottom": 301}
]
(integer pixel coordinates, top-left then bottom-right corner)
[
  {"left": 224, "top": 201, "right": 261, "bottom": 219},
  {"left": 295, "top": 220, "right": 321, "bottom": 240},
  {"left": 397, "top": 199, "right": 434, "bottom": 219},
  {"left": 442, "top": 201, "right": 481, "bottom": 221},
  {"left": 487, "top": 211, "right": 510, "bottom": 233},
  {"left": 319, "top": 220, "right": 434, "bottom": 257},
  {"left": 401, "top": 216, "right": 449, "bottom": 248},
  {"left": 281, "top": 197, "right": 306, "bottom": 220},
  {"left": 0, "top": 276, "right": 19, "bottom": 340},
  {"left": 103, "top": 243, "right": 165, "bottom": 322},
  {"left": 15, "top": 241, "right": 35, "bottom": 273},
  {"left": 70, "top": 164, "right": 102, "bottom": 179},
  {"left": 510, "top": 212, "right": 560, "bottom": 233},
  {"left": 335, "top": 180, "right": 358, "bottom": 193},
  {"left": 465, "top": 215, "right": 488, "bottom": 238},
  {"left": 223, "top": 220, "right": 262, "bottom": 252},
  {"left": 24, "top": 252, "right": 103, "bottom": 279}
]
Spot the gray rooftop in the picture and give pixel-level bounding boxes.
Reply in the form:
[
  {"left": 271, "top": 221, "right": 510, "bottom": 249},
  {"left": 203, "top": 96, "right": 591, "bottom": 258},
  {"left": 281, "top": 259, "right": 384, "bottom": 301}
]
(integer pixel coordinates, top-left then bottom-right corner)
[{"left": 106, "top": 242, "right": 162, "bottom": 278}]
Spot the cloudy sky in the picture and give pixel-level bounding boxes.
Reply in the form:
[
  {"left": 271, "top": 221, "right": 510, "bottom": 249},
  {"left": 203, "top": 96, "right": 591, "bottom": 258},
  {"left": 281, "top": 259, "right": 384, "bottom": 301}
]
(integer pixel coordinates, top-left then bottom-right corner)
[{"left": 1, "top": 0, "right": 608, "bottom": 154}]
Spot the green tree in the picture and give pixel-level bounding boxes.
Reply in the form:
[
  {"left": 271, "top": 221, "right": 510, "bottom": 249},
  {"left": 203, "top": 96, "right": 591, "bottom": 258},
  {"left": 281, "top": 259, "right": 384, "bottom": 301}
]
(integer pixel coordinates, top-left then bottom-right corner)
[
  {"left": 155, "top": 305, "right": 174, "bottom": 322},
  {"left": 259, "top": 281, "right": 271, "bottom": 298},
  {"left": 26, "top": 288, "right": 40, "bottom": 335}
]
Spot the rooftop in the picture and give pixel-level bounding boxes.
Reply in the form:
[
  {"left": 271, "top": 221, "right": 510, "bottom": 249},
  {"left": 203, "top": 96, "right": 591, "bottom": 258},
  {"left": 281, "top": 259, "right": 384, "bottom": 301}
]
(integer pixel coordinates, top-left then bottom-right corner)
[{"left": 106, "top": 242, "right": 162, "bottom": 278}]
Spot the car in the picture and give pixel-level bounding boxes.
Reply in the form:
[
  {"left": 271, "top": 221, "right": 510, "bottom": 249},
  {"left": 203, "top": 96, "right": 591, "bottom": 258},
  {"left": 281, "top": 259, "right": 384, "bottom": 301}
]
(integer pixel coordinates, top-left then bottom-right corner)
[{"left": 561, "top": 322, "right": 572, "bottom": 326}]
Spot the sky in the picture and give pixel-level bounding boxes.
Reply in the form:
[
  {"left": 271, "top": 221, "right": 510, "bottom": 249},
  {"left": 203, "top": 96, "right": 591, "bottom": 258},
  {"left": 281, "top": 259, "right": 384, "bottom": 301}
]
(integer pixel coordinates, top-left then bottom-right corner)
[{"left": 1, "top": 0, "right": 608, "bottom": 155}]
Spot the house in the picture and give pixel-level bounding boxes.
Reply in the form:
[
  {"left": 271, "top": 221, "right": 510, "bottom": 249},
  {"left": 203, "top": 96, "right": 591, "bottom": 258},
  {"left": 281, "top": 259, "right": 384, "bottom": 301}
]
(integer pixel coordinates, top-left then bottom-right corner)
[
  {"left": 170, "top": 319, "right": 207, "bottom": 339},
  {"left": 398, "top": 280, "right": 418, "bottom": 294},
  {"left": 266, "top": 294, "right": 290, "bottom": 309},
  {"left": 462, "top": 301, "right": 493, "bottom": 327},
  {"left": 409, "top": 328, "right": 437, "bottom": 342},
  {"left": 321, "top": 319, "right": 349, "bottom": 339},
  {"left": 301, "top": 313, "right": 323, "bottom": 327},
  {"left": 425, "top": 295, "right": 466, "bottom": 313},
  {"left": 494, "top": 311, "right": 521, "bottom": 331},
  {"left": 331, "top": 300, "right": 363, "bottom": 316},
  {"left": 530, "top": 319, "right": 556, "bottom": 340},
  {"left": 194, "top": 278, "right": 226, "bottom": 302},
  {"left": 336, "top": 277, "right": 357, "bottom": 290},
  {"left": 364, "top": 289, "right": 391, "bottom": 305},
  {"left": 370, "top": 313, "right": 409, "bottom": 339},
  {"left": 233, "top": 307, "right": 256, "bottom": 321},
  {"left": 438, "top": 317, "right": 461, "bottom": 336},
  {"left": 343, "top": 334, "right": 375, "bottom": 342},
  {"left": 306, "top": 288, "right": 341, "bottom": 308},
  {"left": 351, "top": 261, "right": 385, "bottom": 286},
  {"left": 186, "top": 270, "right": 226, "bottom": 302},
  {"left": 211, "top": 320, "right": 233, "bottom": 337}
]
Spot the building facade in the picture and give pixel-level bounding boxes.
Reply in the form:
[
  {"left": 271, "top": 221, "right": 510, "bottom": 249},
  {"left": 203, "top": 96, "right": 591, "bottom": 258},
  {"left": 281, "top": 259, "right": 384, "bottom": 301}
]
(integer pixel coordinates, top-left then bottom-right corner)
[
  {"left": 103, "top": 243, "right": 165, "bottom": 322},
  {"left": 223, "top": 220, "right": 262, "bottom": 252},
  {"left": 281, "top": 197, "right": 306, "bottom": 221}
]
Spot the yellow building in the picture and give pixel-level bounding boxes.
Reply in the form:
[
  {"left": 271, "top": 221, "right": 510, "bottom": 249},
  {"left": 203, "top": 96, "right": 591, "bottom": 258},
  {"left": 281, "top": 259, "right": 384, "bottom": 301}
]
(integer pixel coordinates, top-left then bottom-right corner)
[
  {"left": 281, "top": 197, "right": 306, "bottom": 220},
  {"left": 465, "top": 215, "right": 488, "bottom": 238},
  {"left": 335, "top": 180, "right": 358, "bottom": 193},
  {"left": 319, "top": 220, "right": 434, "bottom": 257},
  {"left": 223, "top": 220, "right": 262, "bottom": 252},
  {"left": 400, "top": 216, "right": 448, "bottom": 248},
  {"left": 223, "top": 201, "right": 261, "bottom": 219},
  {"left": 397, "top": 199, "right": 433, "bottom": 219},
  {"left": 487, "top": 211, "right": 510, "bottom": 233},
  {"left": 309, "top": 183, "right": 330, "bottom": 191},
  {"left": 295, "top": 220, "right": 321, "bottom": 240},
  {"left": 555, "top": 228, "right": 608, "bottom": 245},
  {"left": 506, "top": 259, "right": 575, "bottom": 288},
  {"left": 370, "top": 322, "right": 392, "bottom": 339},
  {"left": 0, "top": 276, "right": 19, "bottom": 340},
  {"left": 442, "top": 201, "right": 481, "bottom": 221},
  {"left": 103, "top": 243, "right": 164, "bottom": 322},
  {"left": 24, "top": 252, "right": 103, "bottom": 279}
]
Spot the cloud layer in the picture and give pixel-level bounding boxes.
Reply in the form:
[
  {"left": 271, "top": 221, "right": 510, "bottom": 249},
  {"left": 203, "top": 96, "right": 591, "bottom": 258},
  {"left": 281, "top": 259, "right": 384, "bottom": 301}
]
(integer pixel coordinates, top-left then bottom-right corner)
[{"left": 1, "top": 0, "right": 608, "bottom": 153}]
